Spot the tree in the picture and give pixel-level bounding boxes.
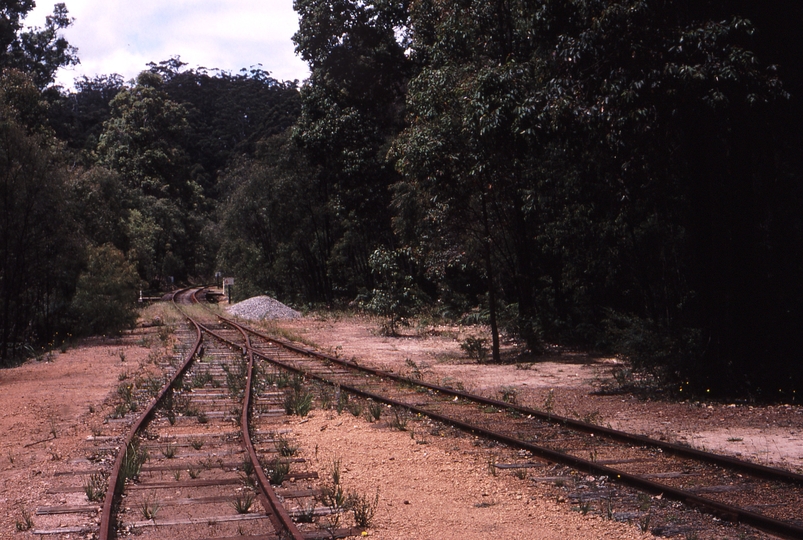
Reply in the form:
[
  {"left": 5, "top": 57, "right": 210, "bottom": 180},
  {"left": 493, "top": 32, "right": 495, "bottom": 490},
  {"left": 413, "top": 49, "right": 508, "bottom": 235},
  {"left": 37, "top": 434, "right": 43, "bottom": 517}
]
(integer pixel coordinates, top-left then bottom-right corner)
[
  {"left": 291, "top": 0, "right": 414, "bottom": 299},
  {"left": 48, "top": 74, "right": 126, "bottom": 157},
  {"left": 98, "top": 72, "right": 196, "bottom": 201},
  {"left": 359, "top": 247, "right": 427, "bottom": 335},
  {"left": 146, "top": 58, "right": 301, "bottom": 195},
  {"left": 216, "top": 133, "right": 334, "bottom": 303},
  {"left": 70, "top": 244, "right": 140, "bottom": 336},
  {"left": 392, "top": 1, "right": 552, "bottom": 359},
  {"left": 96, "top": 71, "right": 206, "bottom": 285},
  {"left": 391, "top": 0, "right": 802, "bottom": 393},
  {"left": 1, "top": 2, "right": 78, "bottom": 89},
  {"left": 0, "top": 83, "right": 78, "bottom": 363},
  {"left": 68, "top": 166, "right": 130, "bottom": 250}
]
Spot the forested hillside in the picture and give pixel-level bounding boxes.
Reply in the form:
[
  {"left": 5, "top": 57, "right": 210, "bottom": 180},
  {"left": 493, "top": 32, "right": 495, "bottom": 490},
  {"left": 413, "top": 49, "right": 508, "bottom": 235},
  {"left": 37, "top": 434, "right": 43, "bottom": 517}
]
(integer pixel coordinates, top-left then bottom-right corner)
[{"left": 1, "top": 0, "right": 801, "bottom": 400}]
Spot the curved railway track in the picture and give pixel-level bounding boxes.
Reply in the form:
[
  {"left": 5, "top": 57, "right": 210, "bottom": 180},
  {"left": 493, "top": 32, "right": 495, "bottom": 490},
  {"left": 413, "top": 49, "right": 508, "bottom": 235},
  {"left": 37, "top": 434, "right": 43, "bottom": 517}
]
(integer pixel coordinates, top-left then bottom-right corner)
[
  {"left": 40, "top": 286, "right": 793, "bottom": 539},
  {"left": 187, "top": 288, "right": 803, "bottom": 539},
  {"left": 93, "top": 288, "right": 362, "bottom": 540}
]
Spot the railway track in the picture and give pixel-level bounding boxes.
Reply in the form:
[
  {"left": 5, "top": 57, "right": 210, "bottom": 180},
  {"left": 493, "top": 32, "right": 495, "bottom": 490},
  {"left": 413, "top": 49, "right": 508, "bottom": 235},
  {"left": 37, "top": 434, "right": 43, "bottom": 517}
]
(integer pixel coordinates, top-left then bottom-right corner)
[
  {"left": 28, "top": 287, "right": 801, "bottom": 539},
  {"left": 189, "top": 288, "right": 803, "bottom": 539},
  {"left": 87, "top": 288, "right": 361, "bottom": 540}
]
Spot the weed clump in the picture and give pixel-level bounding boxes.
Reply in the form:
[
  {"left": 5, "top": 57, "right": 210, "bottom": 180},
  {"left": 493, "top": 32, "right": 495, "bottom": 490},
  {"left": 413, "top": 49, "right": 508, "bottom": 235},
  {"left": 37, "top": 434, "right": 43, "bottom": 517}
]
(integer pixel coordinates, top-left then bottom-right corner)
[
  {"left": 390, "top": 407, "right": 410, "bottom": 430},
  {"left": 284, "top": 377, "right": 314, "bottom": 416},
  {"left": 276, "top": 434, "right": 299, "bottom": 457},
  {"left": 84, "top": 472, "right": 106, "bottom": 502},
  {"left": 117, "top": 439, "right": 148, "bottom": 491},
  {"left": 231, "top": 493, "right": 254, "bottom": 514},
  {"left": 15, "top": 507, "right": 34, "bottom": 531},
  {"left": 264, "top": 457, "right": 290, "bottom": 485},
  {"left": 349, "top": 488, "right": 379, "bottom": 528}
]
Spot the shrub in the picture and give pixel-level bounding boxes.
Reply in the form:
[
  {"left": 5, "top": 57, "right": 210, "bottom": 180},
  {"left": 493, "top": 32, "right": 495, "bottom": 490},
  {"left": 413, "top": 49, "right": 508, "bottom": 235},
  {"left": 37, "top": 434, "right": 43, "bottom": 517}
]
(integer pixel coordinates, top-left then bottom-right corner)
[
  {"left": 71, "top": 244, "right": 140, "bottom": 336},
  {"left": 460, "top": 336, "right": 488, "bottom": 363},
  {"left": 358, "top": 248, "right": 427, "bottom": 336}
]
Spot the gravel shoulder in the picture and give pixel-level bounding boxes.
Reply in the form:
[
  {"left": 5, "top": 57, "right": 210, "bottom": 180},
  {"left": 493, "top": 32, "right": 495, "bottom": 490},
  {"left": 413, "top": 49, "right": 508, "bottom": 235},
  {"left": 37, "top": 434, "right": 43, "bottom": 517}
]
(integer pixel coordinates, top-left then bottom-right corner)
[{"left": 289, "top": 411, "right": 650, "bottom": 540}]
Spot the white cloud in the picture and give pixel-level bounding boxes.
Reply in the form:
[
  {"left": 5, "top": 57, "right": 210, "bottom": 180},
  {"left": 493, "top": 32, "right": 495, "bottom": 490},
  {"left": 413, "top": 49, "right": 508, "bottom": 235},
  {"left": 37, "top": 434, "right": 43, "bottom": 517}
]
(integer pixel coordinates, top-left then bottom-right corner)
[{"left": 26, "top": 0, "right": 309, "bottom": 88}]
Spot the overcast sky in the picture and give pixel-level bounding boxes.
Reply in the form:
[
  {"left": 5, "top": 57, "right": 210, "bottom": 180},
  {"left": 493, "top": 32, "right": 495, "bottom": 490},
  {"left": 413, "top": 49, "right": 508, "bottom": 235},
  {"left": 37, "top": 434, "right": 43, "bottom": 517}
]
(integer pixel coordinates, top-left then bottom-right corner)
[{"left": 27, "top": 0, "right": 310, "bottom": 89}]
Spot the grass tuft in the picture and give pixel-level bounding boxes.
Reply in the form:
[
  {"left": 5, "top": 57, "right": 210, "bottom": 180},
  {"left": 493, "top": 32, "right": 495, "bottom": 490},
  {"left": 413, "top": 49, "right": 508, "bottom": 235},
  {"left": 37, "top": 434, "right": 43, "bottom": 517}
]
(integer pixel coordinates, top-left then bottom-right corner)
[
  {"left": 140, "top": 494, "right": 160, "bottom": 520},
  {"left": 231, "top": 493, "right": 255, "bottom": 514},
  {"left": 276, "top": 434, "right": 299, "bottom": 457},
  {"left": 389, "top": 407, "right": 409, "bottom": 431},
  {"left": 161, "top": 442, "right": 177, "bottom": 459},
  {"left": 284, "top": 387, "right": 314, "bottom": 417},
  {"left": 265, "top": 457, "right": 290, "bottom": 485},
  {"left": 368, "top": 401, "right": 383, "bottom": 422},
  {"left": 84, "top": 472, "right": 106, "bottom": 502},
  {"left": 349, "top": 488, "right": 379, "bottom": 528}
]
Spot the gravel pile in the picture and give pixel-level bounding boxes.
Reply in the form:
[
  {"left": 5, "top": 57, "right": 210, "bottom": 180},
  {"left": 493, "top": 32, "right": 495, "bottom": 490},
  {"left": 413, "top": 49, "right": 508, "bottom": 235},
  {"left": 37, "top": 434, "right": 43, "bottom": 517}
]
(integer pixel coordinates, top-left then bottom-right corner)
[{"left": 226, "top": 295, "right": 302, "bottom": 321}]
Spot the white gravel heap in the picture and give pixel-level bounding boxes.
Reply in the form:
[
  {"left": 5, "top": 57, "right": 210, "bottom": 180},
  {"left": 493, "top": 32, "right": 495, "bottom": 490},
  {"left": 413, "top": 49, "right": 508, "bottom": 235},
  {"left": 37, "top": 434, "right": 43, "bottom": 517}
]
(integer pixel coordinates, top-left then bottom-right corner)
[{"left": 226, "top": 295, "right": 302, "bottom": 321}]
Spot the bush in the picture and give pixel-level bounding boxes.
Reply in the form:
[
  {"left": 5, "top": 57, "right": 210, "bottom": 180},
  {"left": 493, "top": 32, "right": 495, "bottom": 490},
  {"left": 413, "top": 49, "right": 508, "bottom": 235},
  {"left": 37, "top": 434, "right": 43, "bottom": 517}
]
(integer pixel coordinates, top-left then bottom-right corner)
[
  {"left": 460, "top": 336, "right": 489, "bottom": 363},
  {"left": 71, "top": 244, "right": 140, "bottom": 336},
  {"left": 359, "top": 248, "right": 427, "bottom": 335}
]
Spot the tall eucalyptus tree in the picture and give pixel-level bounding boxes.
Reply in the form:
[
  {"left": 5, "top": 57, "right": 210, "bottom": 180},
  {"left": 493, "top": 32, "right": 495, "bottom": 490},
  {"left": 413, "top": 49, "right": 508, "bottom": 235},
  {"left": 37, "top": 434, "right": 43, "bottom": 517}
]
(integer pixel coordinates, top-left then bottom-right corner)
[{"left": 292, "top": 0, "right": 414, "bottom": 300}]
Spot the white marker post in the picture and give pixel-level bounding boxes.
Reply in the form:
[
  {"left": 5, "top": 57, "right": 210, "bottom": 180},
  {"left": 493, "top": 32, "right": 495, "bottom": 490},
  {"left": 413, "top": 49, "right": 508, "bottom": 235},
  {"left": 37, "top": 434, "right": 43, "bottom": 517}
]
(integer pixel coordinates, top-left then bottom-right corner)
[{"left": 223, "top": 277, "right": 235, "bottom": 303}]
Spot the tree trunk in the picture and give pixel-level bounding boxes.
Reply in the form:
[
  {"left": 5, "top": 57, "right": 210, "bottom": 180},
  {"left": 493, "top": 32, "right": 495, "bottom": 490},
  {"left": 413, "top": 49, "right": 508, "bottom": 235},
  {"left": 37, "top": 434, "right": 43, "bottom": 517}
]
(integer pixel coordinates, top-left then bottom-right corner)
[{"left": 481, "top": 192, "right": 501, "bottom": 363}]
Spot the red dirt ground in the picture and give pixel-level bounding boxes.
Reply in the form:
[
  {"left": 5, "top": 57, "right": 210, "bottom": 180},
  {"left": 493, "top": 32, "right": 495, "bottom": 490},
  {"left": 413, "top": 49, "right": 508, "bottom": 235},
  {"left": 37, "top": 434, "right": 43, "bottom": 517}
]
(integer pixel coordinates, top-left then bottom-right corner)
[{"left": 1, "top": 304, "right": 800, "bottom": 539}]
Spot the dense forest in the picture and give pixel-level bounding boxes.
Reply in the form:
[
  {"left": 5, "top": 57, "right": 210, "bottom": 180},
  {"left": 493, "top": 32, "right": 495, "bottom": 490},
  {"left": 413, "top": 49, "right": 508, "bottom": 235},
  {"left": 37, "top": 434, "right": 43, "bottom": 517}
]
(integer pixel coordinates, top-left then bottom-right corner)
[{"left": 1, "top": 0, "right": 802, "bottom": 401}]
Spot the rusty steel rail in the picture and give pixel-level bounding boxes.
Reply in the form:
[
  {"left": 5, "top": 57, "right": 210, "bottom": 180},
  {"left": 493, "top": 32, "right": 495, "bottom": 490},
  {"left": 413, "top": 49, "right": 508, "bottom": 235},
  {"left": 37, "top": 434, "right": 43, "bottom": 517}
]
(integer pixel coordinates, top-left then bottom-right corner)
[
  {"left": 99, "top": 288, "right": 304, "bottom": 540},
  {"left": 242, "top": 340, "right": 803, "bottom": 539},
  {"left": 248, "top": 326, "right": 803, "bottom": 486},
  {"left": 197, "top": 296, "right": 803, "bottom": 540},
  {"left": 182, "top": 289, "right": 305, "bottom": 540},
  {"left": 238, "top": 328, "right": 305, "bottom": 540},
  {"left": 99, "top": 289, "right": 202, "bottom": 540}
]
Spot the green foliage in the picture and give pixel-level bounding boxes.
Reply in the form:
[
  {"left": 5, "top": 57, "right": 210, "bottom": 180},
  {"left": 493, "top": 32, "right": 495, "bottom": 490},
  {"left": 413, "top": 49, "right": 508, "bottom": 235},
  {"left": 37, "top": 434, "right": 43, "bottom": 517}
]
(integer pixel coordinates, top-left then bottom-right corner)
[
  {"left": 71, "top": 244, "right": 140, "bottom": 336},
  {"left": 385, "top": 0, "right": 803, "bottom": 395},
  {"left": 83, "top": 472, "right": 106, "bottom": 502},
  {"left": 0, "top": 90, "right": 79, "bottom": 364},
  {"left": 359, "top": 248, "right": 427, "bottom": 335},
  {"left": 349, "top": 488, "right": 379, "bottom": 528},
  {"left": 265, "top": 457, "right": 290, "bottom": 485},
  {"left": 287, "top": 0, "right": 414, "bottom": 300},
  {"left": 0, "top": 2, "right": 78, "bottom": 89},
  {"left": 216, "top": 134, "right": 330, "bottom": 303},
  {"left": 0, "top": 68, "right": 50, "bottom": 129},
  {"left": 320, "top": 458, "right": 347, "bottom": 508},
  {"left": 276, "top": 434, "right": 299, "bottom": 457},
  {"left": 95, "top": 74, "right": 205, "bottom": 286},
  {"left": 148, "top": 58, "right": 301, "bottom": 190},
  {"left": 367, "top": 400, "right": 383, "bottom": 422},
  {"left": 48, "top": 74, "right": 126, "bottom": 157},
  {"left": 69, "top": 167, "right": 129, "bottom": 248},
  {"left": 139, "top": 494, "right": 160, "bottom": 520},
  {"left": 97, "top": 76, "right": 193, "bottom": 198},
  {"left": 0, "top": 0, "right": 800, "bottom": 401},
  {"left": 231, "top": 493, "right": 254, "bottom": 514},
  {"left": 460, "top": 337, "right": 489, "bottom": 363},
  {"left": 389, "top": 407, "right": 409, "bottom": 431},
  {"left": 284, "top": 386, "right": 314, "bottom": 417},
  {"left": 118, "top": 439, "right": 147, "bottom": 490}
]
